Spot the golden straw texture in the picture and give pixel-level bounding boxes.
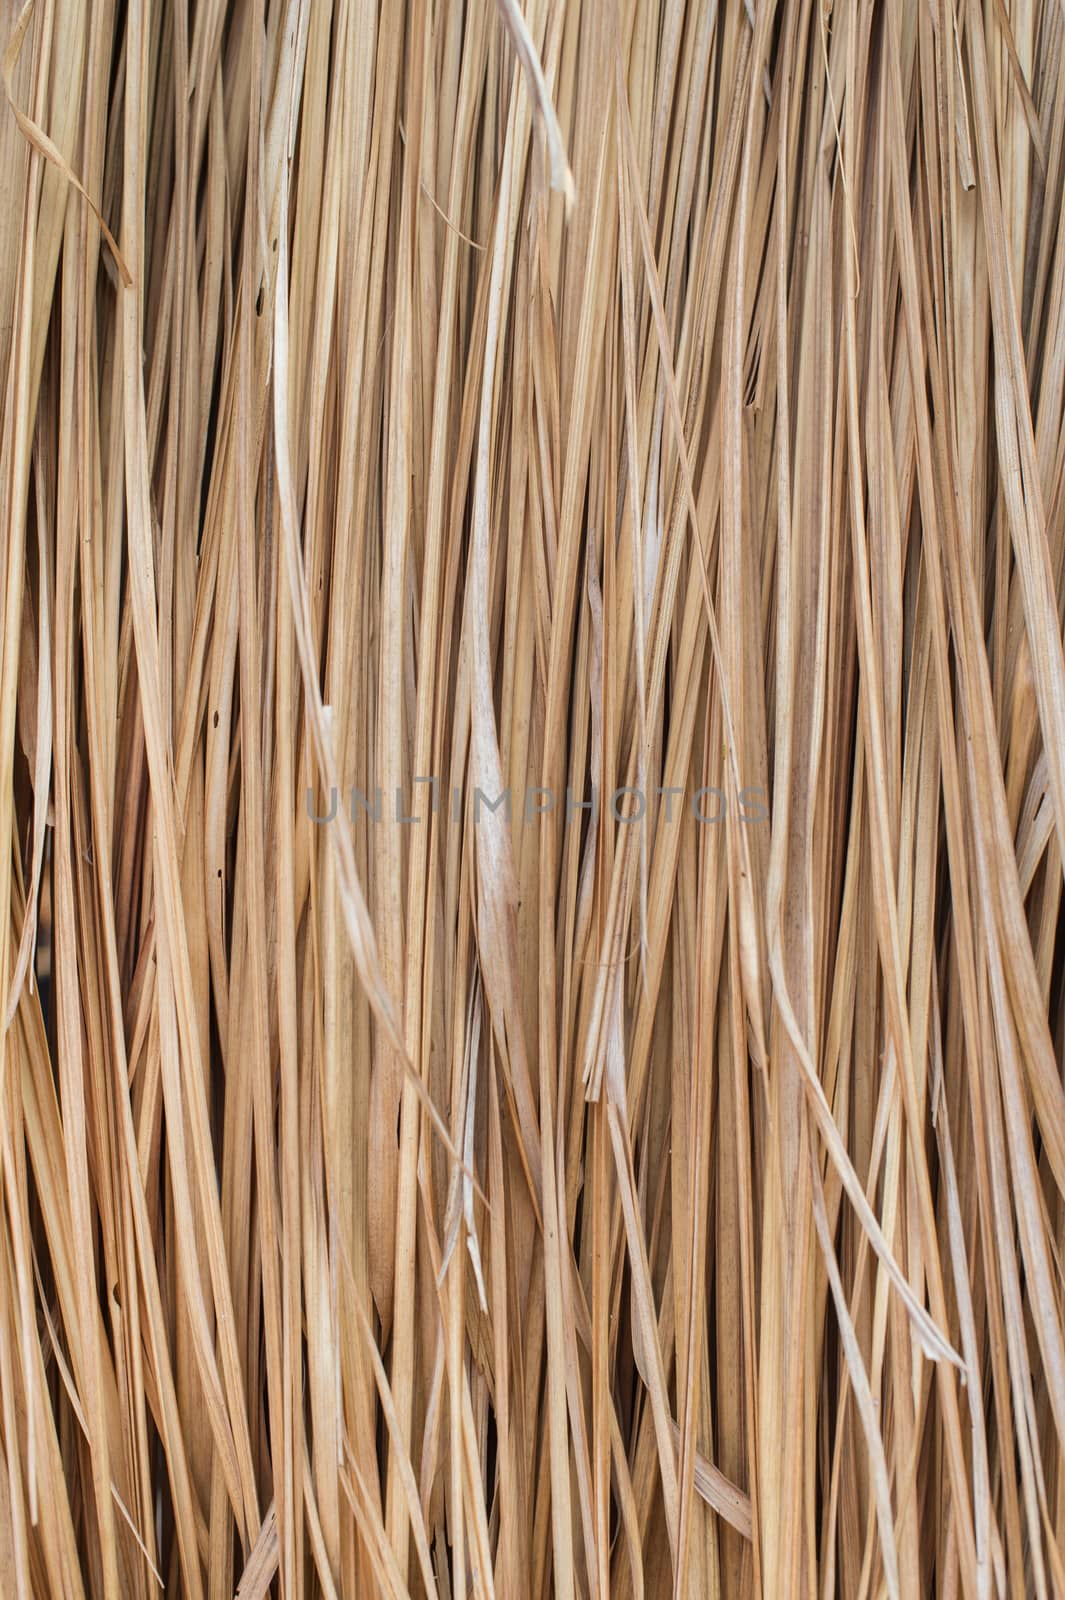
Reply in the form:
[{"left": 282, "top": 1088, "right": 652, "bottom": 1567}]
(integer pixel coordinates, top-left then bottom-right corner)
[{"left": 0, "top": 0, "right": 1064, "bottom": 1594}]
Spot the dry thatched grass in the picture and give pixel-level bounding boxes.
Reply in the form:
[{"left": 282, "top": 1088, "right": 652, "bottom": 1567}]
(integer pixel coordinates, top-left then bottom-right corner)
[{"left": 1, "top": 0, "right": 1065, "bottom": 1592}]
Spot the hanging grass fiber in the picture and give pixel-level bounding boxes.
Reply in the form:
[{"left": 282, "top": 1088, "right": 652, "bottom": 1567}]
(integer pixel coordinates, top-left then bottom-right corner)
[{"left": 0, "top": 0, "right": 1063, "bottom": 1593}]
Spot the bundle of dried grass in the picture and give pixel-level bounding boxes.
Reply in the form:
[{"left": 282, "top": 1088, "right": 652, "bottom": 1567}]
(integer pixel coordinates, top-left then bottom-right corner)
[{"left": 1, "top": 0, "right": 1064, "bottom": 1592}]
